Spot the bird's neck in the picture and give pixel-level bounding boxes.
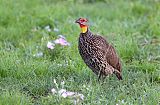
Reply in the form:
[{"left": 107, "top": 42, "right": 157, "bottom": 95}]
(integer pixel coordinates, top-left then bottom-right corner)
[{"left": 80, "top": 24, "right": 88, "bottom": 33}]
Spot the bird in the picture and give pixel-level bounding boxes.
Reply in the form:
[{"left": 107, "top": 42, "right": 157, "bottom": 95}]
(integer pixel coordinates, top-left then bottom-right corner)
[{"left": 75, "top": 17, "right": 122, "bottom": 80}]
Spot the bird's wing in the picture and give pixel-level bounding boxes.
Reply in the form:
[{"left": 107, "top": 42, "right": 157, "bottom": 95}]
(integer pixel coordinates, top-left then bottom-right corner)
[
  {"left": 104, "top": 44, "right": 122, "bottom": 72},
  {"left": 91, "top": 35, "right": 122, "bottom": 72}
]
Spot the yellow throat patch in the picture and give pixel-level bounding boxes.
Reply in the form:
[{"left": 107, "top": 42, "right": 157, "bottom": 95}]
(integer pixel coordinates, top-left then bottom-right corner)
[{"left": 81, "top": 26, "right": 88, "bottom": 33}]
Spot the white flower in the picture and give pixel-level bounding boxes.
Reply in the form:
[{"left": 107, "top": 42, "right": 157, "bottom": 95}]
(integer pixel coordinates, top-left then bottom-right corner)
[
  {"left": 61, "top": 91, "right": 75, "bottom": 98},
  {"left": 54, "top": 37, "right": 70, "bottom": 46},
  {"left": 54, "top": 28, "right": 59, "bottom": 32},
  {"left": 58, "top": 89, "right": 84, "bottom": 100},
  {"left": 121, "top": 99, "right": 125, "bottom": 103},
  {"left": 33, "top": 52, "right": 43, "bottom": 57},
  {"left": 58, "top": 89, "right": 66, "bottom": 95},
  {"left": 44, "top": 25, "right": 51, "bottom": 32},
  {"left": 47, "top": 41, "right": 55, "bottom": 49},
  {"left": 77, "top": 93, "right": 84, "bottom": 100},
  {"left": 51, "top": 88, "right": 57, "bottom": 95}
]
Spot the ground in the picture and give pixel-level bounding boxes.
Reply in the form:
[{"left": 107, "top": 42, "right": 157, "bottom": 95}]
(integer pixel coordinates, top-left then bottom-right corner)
[{"left": 0, "top": 0, "right": 160, "bottom": 104}]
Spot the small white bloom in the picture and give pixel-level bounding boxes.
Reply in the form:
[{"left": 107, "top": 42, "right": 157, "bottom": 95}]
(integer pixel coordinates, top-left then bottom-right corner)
[
  {"left": 58, "top": 89, "right": 66, "bottom": 95},
  {"left": 47, "top": 41, "right": 55, "bottom": 49},
  {"left": 78, "top": 93, "right": 84, "bottom": 100},
  {"left": 44, "top": 25, "right": 51, "bottom": 32},
  {"left": 62, "top": 91, "right": 75, "bottom": 98},
  {"left": 58, "top": 89, "right": 84, "bottom": 100},
  {"left": 61, "top": 93, "right": 68, "bottom": 98},
  {"left": 54, "top": 28, "right": 59, "bottom": 32},
  {"left": 121, "top": 99, "right": 125, "bottom": 103},
  {"left": 51, "top": 88, "right": 57, "bottom": 95},
  {"left": 54, "top": 37, "right": 70, "bottom": 46},
  {"left": 33, "top": 52, "right": 43, "bottom": 57}
]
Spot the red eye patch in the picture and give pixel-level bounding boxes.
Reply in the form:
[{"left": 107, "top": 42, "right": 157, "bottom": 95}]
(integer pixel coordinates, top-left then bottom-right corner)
[{"left": 80, "top": 18, "right": 88, "bottom": 22}]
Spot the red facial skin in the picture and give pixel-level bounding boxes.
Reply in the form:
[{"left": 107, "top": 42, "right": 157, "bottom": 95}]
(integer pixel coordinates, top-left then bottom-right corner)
[{"left": 75, "top": 18, "right": 88, "bottom": 27}]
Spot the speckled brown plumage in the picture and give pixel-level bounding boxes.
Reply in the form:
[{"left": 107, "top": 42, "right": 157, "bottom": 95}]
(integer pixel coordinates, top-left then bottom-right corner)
[{"left": 76, "top": 18, "right": 122, "bottom": 80}]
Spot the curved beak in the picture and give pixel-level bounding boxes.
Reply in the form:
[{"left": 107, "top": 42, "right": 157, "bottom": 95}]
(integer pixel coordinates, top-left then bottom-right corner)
[{"left": 75, "top": 19, "right": 80, "bottom": 23}]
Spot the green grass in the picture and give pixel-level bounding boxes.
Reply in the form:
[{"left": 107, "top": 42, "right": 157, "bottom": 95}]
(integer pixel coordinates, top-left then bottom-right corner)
[{"left": 0, "top": 0, "right": 160, "bottom": 104}]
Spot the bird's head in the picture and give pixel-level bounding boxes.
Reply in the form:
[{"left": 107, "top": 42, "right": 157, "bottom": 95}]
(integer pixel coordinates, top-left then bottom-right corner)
[{"left": 75, "top": 18, "right": 88, "bottom": 33}]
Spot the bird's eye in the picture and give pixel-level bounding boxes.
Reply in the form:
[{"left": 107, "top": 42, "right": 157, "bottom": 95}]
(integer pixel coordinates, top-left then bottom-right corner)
[{"left": 81, "top": 19, "right": 85, "bottom": 22}]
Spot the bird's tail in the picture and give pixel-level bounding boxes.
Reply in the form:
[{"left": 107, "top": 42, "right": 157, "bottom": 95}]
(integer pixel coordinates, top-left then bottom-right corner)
[{"left": 114, "top": 69, "right": 123, "bottom": 80}]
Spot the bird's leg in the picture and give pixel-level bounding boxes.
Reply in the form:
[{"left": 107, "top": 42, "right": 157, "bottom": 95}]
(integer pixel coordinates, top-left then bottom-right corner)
[
  {"left": 98, "top": 71, "right": 102, "bottom": 81},
  {"left": 114, "top": 69, "right": 122, "bottom": 80},
  {"left": 102, "top": 75, "right": 107, "bottom": 82},
  {"left": 114, "top": 69, "right": 120, "bottom": 74}
]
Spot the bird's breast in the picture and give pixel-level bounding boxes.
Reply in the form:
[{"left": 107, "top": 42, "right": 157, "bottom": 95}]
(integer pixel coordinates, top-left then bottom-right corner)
[{"left": 79, "top": 37, "right": 93, "bottom": 59}]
